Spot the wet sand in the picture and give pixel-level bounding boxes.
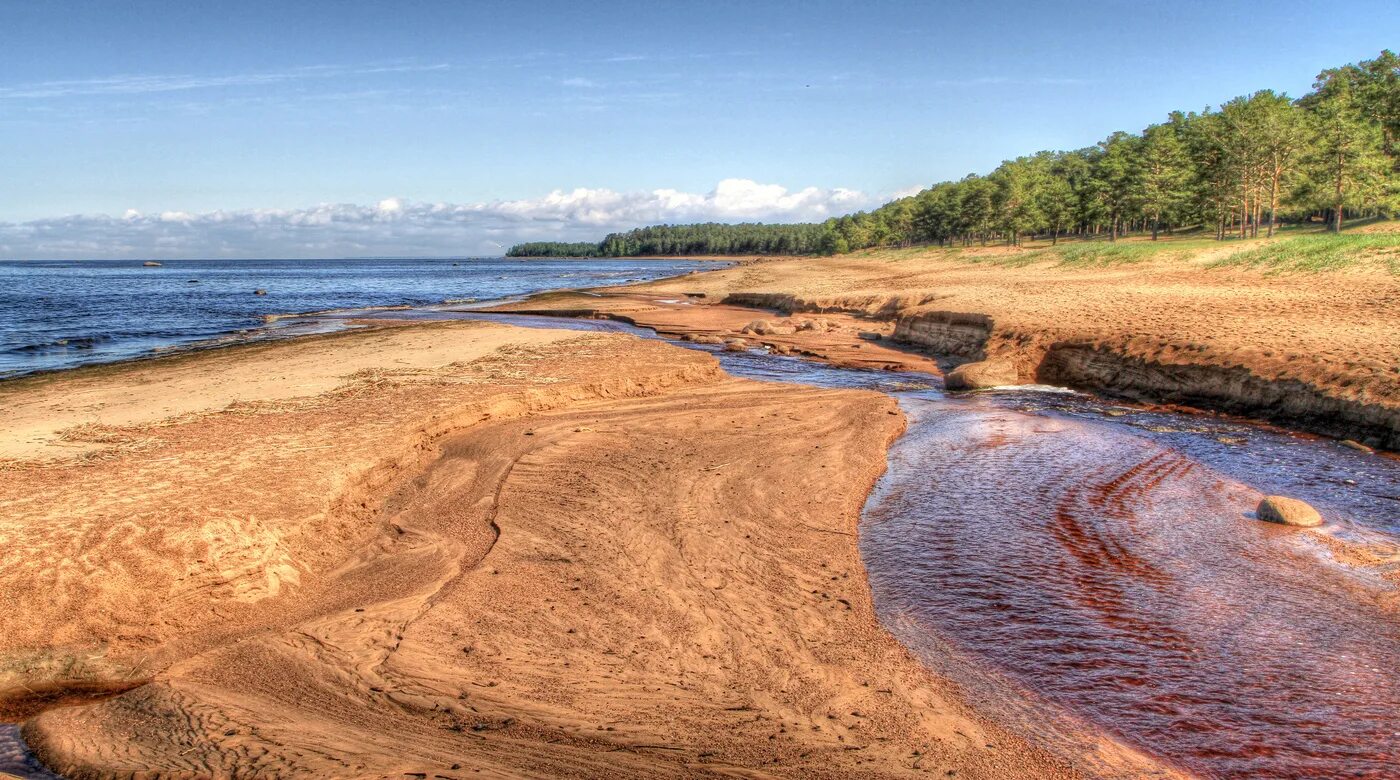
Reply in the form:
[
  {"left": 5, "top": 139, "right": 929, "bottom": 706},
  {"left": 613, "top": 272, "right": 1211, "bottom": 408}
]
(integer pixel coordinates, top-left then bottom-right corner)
[
  {"left": 487, "top": 290, "right": 944, "bottom": 375},
  {"left": 1, "top": 319, "right": 1163, "bottom": 778}
]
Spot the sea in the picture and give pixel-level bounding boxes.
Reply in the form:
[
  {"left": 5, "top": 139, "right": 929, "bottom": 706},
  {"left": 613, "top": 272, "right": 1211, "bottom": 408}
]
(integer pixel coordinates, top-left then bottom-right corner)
[{"left": 0, "top": 257, "right": 711, "bottom": 378}]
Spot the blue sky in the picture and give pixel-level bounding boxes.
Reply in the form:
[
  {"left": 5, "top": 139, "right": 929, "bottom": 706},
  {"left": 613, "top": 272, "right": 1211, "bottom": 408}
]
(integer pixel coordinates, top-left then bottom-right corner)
[{"left": 0, "top": 0, "right": 1395, "bottom": 257}]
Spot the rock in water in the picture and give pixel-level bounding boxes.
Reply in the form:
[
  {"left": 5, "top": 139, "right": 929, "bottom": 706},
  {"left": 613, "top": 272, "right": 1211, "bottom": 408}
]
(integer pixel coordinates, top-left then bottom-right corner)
[
  {"left": 944, "top": 360, "right": 1019, "bottom": 391},
  {"left": 254, "top": 289, "right": 268, "bottom": 296},
  {"left": 1256, "top": 496, "right": 1323, "bottom": 527},
  {"left": 741, "top": 319, "right": 795, "bottom": 336},
  {"left": 1340, "top": 439, "right": 1374, "bottom": 454}
]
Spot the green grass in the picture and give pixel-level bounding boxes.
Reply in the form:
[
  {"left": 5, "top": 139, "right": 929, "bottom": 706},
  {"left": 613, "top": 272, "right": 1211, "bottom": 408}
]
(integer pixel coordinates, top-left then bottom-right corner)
[
  {"left": 853, "top": 222, "right": 1400, "bottom": 273},
  {"left": 1208, "top": 233, "right": 1400, "bottom": 274},
  {"left": 971, "top": 239, "right": 1191, "bottom": 268},
  {"left": 1049, "top": 242, "right": 1182, "bottom": 267}
]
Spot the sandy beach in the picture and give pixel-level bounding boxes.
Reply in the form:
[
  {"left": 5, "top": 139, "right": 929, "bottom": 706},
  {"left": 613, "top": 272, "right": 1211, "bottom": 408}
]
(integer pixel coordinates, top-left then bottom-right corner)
[
  {"left": 1, "top": 316, "right": 1180, "bottom": 778},
  {"left": 6, "top": 5, "right": 1399, "bottom": 777},
  {"left": 3, "top": 243, "right": 1396, "bottom": 778}
]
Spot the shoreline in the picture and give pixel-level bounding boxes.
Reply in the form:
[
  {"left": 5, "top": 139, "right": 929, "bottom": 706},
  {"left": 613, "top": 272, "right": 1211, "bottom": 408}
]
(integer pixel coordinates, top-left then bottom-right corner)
[
  {"left": 0, "top": 316, "right": 1171, "bottom": 778},
  {"left": 0, "top": 256, "right": 726, "bottom": 384},
  {"left": 14, "top": 246, "right": 1388, "bottom": 453}
]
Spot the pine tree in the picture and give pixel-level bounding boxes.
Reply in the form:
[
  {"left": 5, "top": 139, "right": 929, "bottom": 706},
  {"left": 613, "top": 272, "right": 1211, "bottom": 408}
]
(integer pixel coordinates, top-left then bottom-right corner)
[
  {"left": 1302, "top": 69, "right": 1389, "bottom": 231},
  {"left": 1137, "top": 123, "right": 1193, "bottom": 239}
]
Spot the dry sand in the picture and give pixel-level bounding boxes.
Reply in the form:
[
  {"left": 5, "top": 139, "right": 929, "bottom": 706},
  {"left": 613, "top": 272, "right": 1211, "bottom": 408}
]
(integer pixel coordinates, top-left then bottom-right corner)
[
  {"left": 0, "top": 319, "right": 1169, "bottom": 778},
  {"left": 624, "top": 246, "right": 1397, "bottom": 392}
]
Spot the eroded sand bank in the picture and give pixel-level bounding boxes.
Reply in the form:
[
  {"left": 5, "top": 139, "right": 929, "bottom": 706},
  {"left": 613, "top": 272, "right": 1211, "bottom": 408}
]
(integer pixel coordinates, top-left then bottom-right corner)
[
  {"left": 488, "top": 247, "right": 1399, "bottom": 448},
  {"left": 0, "top": 320, "right": 1167, "bottom": 778}
]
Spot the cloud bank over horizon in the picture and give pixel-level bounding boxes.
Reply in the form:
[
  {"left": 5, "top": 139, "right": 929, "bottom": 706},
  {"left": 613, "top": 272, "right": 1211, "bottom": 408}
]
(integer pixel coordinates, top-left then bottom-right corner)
[{"left": 0, "top": 179, "right": 876, "bottom": 260}]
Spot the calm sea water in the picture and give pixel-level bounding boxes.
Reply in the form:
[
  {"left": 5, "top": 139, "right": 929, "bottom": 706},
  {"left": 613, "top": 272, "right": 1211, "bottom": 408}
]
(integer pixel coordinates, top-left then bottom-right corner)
[{"left": 0, "top": 257, "right": 709, "bottom": 378}]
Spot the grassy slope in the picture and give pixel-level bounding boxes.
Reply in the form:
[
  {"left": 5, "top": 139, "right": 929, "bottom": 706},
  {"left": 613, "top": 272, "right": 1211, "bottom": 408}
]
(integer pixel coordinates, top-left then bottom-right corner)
[{"left": 851, "top": 222, "right": 1399, "bottom": 273}]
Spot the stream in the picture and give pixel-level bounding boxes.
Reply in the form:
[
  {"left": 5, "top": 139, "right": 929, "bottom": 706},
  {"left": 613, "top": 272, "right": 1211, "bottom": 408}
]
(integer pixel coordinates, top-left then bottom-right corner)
[
  {"left": 5, "top": 309, "right": 1397, "bottom": 779},
  {"left": 460, "top": 312, "right": 1400, "bottom": 779}
]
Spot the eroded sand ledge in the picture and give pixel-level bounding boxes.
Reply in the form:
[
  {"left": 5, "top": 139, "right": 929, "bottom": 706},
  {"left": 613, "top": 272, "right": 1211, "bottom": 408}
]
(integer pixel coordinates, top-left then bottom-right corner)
[
  {"left": 0, "top": 320, "right": 1168, "bottom": 778},
  {"left": 489, "top": 249, "right": 1399, "bottom": 449}
]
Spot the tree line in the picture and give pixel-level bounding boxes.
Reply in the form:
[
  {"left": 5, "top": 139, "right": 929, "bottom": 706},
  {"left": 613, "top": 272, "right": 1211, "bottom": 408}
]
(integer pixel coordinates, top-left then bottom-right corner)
[
  {"left": 507, "top": 241, "right": 603, "bottom": 257},
  {"left": 506, "top": 223, "right": 830, "bottom": 257},
  {"left": 509, "top": 50, "right": 1398, "bottom": 258}
]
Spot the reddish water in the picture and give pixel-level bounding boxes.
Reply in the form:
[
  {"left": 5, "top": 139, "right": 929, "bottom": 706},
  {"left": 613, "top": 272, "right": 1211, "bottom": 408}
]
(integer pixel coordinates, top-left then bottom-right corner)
[
  {"left": 862, "top": 396, "right": 1400, "bottom": 779},
  {"left": 456, "top": 314, "right": 1400, "bottom": 778},
  {"left": 0, "top": 726, "right": 60, "bottom": 779}
]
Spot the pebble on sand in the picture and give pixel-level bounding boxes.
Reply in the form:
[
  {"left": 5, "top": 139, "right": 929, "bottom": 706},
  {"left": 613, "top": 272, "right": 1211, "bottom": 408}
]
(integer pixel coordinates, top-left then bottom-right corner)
[{"left": 1256, "top": 495, "right": 1323, "bottom": 527}]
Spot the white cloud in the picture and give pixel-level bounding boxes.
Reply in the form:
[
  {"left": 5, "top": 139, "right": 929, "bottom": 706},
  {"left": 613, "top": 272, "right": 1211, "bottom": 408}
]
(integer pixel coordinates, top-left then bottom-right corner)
[
  {"left": 0, "top": 62, "right": 449, "bottom": 100},
  {"left": 0, "top": 179, "right": 876, "bottom": 259}
]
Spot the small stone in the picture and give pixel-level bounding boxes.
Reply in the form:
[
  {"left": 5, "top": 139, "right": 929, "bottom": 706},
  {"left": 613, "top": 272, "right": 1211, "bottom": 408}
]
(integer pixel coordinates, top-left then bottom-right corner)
[
  {"left": 254, "top": 288, "right": 268, "bottom": 295},
  {"left": 741, "top": 319, "right": 796, "bottom": 336},
  {"left": 944, "top": 360, "right": 1019, "bottom": 391},
  {"left": 1256, "top": 496, "right": 1323, "bottom": 527},
  {"left": 857, "top": 331, "right": 882, "bottom": 341}
]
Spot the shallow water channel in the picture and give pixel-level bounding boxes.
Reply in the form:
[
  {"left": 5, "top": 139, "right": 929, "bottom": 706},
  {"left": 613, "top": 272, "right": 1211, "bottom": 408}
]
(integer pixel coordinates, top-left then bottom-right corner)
[
  {"left": 6, "top": 310, "right": 1398, "bottom": 779},
  {"left": 463, "top": 312, "right": 1400, "bottom": 779}
]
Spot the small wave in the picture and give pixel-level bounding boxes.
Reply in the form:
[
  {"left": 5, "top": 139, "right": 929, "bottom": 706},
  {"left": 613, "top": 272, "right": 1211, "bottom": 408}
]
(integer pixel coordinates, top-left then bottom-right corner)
[
  {"left": 263, "top": 304, "right": 414, "bottom": 323},
  {"left": 6, "top": 336, "right": 106, "bottom": 354}
]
